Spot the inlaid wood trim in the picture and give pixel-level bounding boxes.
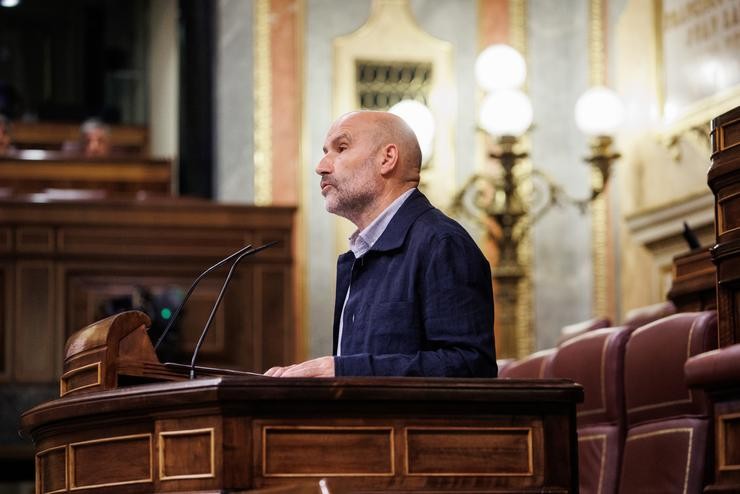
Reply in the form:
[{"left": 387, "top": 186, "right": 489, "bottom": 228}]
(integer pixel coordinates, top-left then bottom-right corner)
[
  {"left": 261, "top": 425, "right": 395, "bottom": 477},
  {"left": 36, "top": 445, "right": 67, "bottom": 494},
  {"left": 718, "top": 412, "right": 740, "bottom": 471},
  {"left": 404, "top": 426, "right": 534, "bottom": 477},
  {"left": 16, "top": 227, "right": 54, "bottom": 253},
  {"left": 68, "top": 433, "right": 153, "bottom": 490},
  {"left": 60, "top": 361, "right": 101, "bottom": 397},
  {"left": 717, "top": 188, "right": 740, "bottom": 236},
  {"left": 717, "top": 115, "right": 740, "bottom": 153},
  {"left": 158, "top": 427, "right": 216, "bottom": 480}
]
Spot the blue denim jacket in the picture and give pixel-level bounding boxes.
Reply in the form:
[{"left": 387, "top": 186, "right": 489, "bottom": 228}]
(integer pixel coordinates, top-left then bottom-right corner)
[{"left": 332, "top": 189, "right": 497, "bottom": 377}]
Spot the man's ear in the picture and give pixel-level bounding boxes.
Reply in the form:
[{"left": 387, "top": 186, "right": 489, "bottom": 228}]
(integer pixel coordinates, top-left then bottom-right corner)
[{"left": 379, "top": 143, "right": 399, "bottom": 175}]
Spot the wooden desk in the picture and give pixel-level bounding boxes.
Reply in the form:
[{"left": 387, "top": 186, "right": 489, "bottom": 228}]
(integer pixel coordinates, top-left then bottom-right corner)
[
  {"left": 709, "top": 105, "right": 740, "bottom": 347},
  {"left": 11, "top": 121, "right": 148, "bottom": 154},
  {"left": 0, "top": 197, "right": 296, "bottom": 383},
  {"left": 687, "top": 104, "right": 740, "bottom": 493},
  {"left": 667, "top": 247, "right": 716, "bottom": 312},
  {"left": 0, "top": 150, "right": 171, "bottom": 197},
  {"left": 21, "top": 376, "right": 582, "bottom": 493}
]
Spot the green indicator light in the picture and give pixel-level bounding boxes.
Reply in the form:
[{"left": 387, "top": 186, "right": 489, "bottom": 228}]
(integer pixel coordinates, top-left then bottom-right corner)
[{"left": 161, "top": 308, "right": 172, "bottom": 320}]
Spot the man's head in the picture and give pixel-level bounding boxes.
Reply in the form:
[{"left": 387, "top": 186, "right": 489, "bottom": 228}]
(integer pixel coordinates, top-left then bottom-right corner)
[
  {"left": 81, "top": 119, "right": 111, "bottom": 157},
  {"left": 0, "top": 114, "right": 11, "bottom": 154},
  {"left": 316, "top": 110, "right": 422, "bottom": 228}
]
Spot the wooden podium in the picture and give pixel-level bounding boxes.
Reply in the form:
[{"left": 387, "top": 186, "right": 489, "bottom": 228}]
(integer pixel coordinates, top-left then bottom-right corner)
[{"left": 21, "top": 312, "right": 583, "bottom": 493}]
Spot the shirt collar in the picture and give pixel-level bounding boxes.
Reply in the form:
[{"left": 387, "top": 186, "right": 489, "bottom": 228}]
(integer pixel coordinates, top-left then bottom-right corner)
[{"left": 348, "top": 188, "right": 416, "bottom": 258}]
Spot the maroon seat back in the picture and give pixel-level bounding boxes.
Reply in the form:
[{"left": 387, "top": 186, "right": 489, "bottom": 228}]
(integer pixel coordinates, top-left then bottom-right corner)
[
  {"left": 622, "top": 300, "right": 676, "bottom": 330},
  {"left": 497, "top": 348, "right": 555, "bottom": 379},
  {"left": 550, "top": 326, "right": 633, "bottom": 494},
  {"left": 618, "top": 311, "right": 717, "bottom": 494},
  {"left": 496, "top": 358, "right": 515, "bottom": 376},
  {"left": 557, "top": 316, "right": 611, "bottom": 345}
]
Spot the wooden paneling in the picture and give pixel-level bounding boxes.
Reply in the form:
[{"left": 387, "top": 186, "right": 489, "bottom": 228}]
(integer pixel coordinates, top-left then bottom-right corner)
[
  {"left": 262, "top": 426, "right": 394, "bottom": 477},
  {"left": 57, "top": 227, "right": 245, "bottom": 258},
  {"left": 63, "top": 271, "right": 230, "bottom": 357},
  {"left": 1, "top": 197, "right": 296, "bottom": 469},
  {"left": 159, "top": 429, "right": 215, "bottom": 480},
  {"left": 16, "top": 227, "right": 54, "bottom": 253},
  {"left": 69, "top": 434, "right": 152, "bottom": 489},
  {"left": 692, "top": 105, "right": 740, "bottom": 493},
  {"left": 0, "top": 198, "right": 295, "bottom": 378},
  {"left": 258, "top": 267, "right": 292, "bottom": 370},
  {"left": 36, "top": 446, "right": 66, "bottom": 494},
  {"left": 0, "top": 228, "right": 11, "bottom": 252},
  {"left": 719, "top": 413, "right": 740, "bottom": 471},
  {"left": 11, "top": 122, "right": 148, "bottom": 153},
  {"left": 720, "top": 117, "right": 740, "bottom": 152},
  {"left": 22, "top": 377, "right": 582, "bottom": 493},
  {"left": 405, "top": 427, "right": 534, "bottom": 476},
  {"left": 15, "top": 262, "right": 56, "bottom": 382},
  {"left": 0, "top": 263, "right": 9, "bottom": 379},
  {"left": 0, "top": 154, "right": 171, "bottom": 198},
  {"left": 718, "top": 186, "right": 740, "bottom": 236},
  {"left": 668, "top": 248, "right": 717, "bottom": 312},
  {"left": 709, "top": 106, "right": 740, "bottom": 347}
]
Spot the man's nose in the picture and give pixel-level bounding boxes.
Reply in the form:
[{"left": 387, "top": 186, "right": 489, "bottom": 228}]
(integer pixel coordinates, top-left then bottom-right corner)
[{"left": 316, "top": 156, "right": 331, "bottom": 175}]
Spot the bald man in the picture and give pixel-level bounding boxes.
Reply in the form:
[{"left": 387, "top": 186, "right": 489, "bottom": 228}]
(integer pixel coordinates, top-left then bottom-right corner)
[{"left": 266, "top": 111, "right": 496, "bottom": 378}]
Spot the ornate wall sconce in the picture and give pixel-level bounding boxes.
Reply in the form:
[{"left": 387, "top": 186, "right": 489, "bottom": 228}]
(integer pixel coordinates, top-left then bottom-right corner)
[{"left": 452, "top": 44, "right": 624, "bottom": 357}]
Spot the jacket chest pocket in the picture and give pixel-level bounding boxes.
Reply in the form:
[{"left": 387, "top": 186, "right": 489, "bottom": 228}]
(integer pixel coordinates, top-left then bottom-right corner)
[{"left": 364, "top": 301, "right": 418, "bottom": 353}]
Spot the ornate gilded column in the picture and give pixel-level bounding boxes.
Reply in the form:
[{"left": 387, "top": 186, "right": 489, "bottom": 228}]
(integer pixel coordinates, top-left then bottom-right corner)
[{"left": 588, "top": 0, "right": 613, "bottom": 320}]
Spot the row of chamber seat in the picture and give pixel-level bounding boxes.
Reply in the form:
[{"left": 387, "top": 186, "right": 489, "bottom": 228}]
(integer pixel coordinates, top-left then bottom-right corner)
[{"left": 499, "top": 304, "right": 718, "bottom": 494}]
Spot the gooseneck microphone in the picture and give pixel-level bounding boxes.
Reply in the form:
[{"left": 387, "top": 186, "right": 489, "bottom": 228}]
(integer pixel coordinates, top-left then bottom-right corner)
[
  {"left": 188, "top": 240, "right": 278, "bottom": 379},
  {"left": 154, "top": 244, "right": 253, "bottom": 351}
]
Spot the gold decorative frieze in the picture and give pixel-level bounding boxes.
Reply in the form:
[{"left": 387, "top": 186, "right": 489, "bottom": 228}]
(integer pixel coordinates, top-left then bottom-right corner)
[
  {"left": 508, "top": 0, "right": 527, "bottom": 58},
  {"left": 356, "top": 60, "right": 433, "bottom": 109},
  {"left": 588, "top": 0, "right": 610, "bottom": 319},
  {"left": 253, "top": 0, "right": 272, "bottom": 205},
  {"left": 510, "top": 1, "right": 532, "bottom": 358}
]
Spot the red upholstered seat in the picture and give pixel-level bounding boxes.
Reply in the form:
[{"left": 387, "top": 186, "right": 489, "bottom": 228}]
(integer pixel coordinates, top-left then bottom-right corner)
[
  {"left": 495, "top": 358, "right": 516, "bottom": 376},
  {"left": 550, "top": 326, "right": 634, "bottom": 494},
  {"left": 622, "top": 300, "right": 677, "bottom": 330},
  {"left": 618, "top": 311, "right": 717, "bottom": 494},
  {"left": 497, "top": 348, "right": 555, "bottom": 379},
  {"left": 557, "top": 316, "right": 611, "bottom": 345},
  {"left": 685, "top": 342, "right": 740, "bottom": 491},
  {"left": 685, "top": 342, "right": 740, "bottom": 389}
]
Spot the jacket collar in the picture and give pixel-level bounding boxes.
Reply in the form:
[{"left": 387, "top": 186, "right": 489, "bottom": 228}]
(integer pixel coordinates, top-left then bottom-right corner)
[
  {"left": 337, "top": 189, "right": 433, "bottom": 262},
  {"left": 369, "top": 188, "right": 432, "bottom": 252}
]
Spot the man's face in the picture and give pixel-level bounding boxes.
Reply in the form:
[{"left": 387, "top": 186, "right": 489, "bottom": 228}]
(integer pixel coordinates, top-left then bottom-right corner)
[
  {"left": 316, "top": 114, "right": 383, "bottom": 221},
  {"left": 84, "top": 128, "right": 111, "bottom": 157}
]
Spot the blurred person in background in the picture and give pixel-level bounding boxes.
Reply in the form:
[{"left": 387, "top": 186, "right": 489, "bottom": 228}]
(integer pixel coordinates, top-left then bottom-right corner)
[
  {"left": 0, "top": 114, "right": 15, "bottom": 154},
  {"left": 80, "top": 118, "right": 112, "bottom": 157}
]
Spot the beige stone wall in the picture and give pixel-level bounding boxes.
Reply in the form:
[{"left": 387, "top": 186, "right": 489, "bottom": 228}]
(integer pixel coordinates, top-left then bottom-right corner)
[{"left": 614, "top": 0, "right": 714, "bottom": 319}]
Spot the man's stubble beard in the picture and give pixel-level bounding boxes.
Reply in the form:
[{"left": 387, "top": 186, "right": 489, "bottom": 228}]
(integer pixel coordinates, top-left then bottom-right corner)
[{"left": 325, "top": 155, "right": 382, "bottom": 225}]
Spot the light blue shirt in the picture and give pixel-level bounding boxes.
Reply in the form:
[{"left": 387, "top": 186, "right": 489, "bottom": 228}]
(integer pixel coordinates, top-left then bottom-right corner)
[{"left": 336, "top": 188, "right": 416, "bottom": 356}]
